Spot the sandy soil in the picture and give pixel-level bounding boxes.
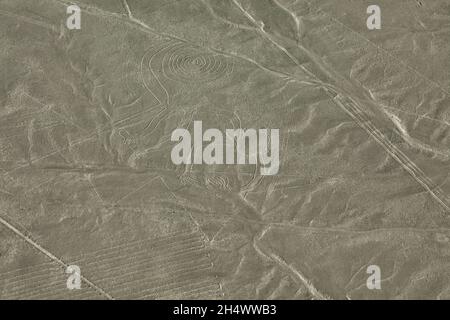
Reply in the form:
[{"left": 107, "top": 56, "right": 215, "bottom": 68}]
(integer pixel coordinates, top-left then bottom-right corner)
[{"left": 0, "top": 0, "right": 449, "bottom": 300}]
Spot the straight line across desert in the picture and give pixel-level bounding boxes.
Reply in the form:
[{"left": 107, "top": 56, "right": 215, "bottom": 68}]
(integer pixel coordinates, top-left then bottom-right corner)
[{"left": 0, "top": 0, "right": 449, "bottom": 301}]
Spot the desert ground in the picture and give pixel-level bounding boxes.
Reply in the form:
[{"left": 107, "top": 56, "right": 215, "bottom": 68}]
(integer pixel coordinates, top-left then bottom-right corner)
[{"left": 0, "top": 0, "right": 449, "bottom": 300}]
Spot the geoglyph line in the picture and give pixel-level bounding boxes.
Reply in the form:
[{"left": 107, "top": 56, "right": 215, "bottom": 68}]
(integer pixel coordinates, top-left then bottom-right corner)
[{"left": 0, "top": 214, "right": 114, "bottom": 300}]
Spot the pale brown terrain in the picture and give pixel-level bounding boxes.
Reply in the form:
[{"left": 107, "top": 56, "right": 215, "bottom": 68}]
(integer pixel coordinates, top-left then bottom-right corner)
[{"left": 0, "top": 0, "right": 449, "bottom": 300}]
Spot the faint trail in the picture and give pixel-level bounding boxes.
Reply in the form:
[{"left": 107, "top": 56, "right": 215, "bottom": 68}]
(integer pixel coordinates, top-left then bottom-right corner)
[
  {"left": 84, "top": 245, "right": 207, "bottom": 278},
  {"left": 112, "top": 175, "right": 159, "bottom": 205},
  {"left": 139, "top": 44, "right": 164, "bottom": 105},
  {"left": 67, "top": 230, "right": 196, "bottom": 261},
  {"left": 206, "top": 210, "right": 450, "bottom": 238},
  {"left": 23, "top": 92, "right": 90, "bottom": 135},
  {"left": 121, "top": 0, "right": 133, "bottom": 18},
  {"left": 138, "top": 107, "right": 169, "bottom": 138},
  {"left": 231, "top": 0, "right": 320, "bottom": 84},
  {"left": 230, "top": 0, "right": 450, "bottom": 213},
  {"left": 2, "top": 129, "right": 98, "bottom": 177},
  {"left": 0, "top": 262, "right": 56, "bottom": 277},
  {"left": 272, "top": 0, "right": 302, "bottom": 41},
  {"left": 97, "top": 262, "right": 213, "bottom": 292},
  {"left": 382, "top": 104, "right": 450, "bottom": 128},
  {"left": 253, "top": 226, "right": 330, "bottom": 300},
  {"left": 331, "top": 92, "right": 450, "bottom": 211},
  {"left": 7, "top": 287, "right": 99, "bottom": 300},
  {"left": 63, "top": 229, "right": 220, "bottom": 299},
  {"left": 49, "top": 0, "right": 317, "bottom": 87},
  {"left": 31, "top": 0, "right": 450, "bottom": 298},
  {"left": 0, "top": 213, "right": 114, "bottom": 300},
  {"left": 1, "top": 107, "right": 144, "bottom": 177},
  {"left": 113, "top": 103, "right": 161, "bottom": 129},
  {"left": 76, "top": 244, "right": 206, "bottom": 274},
  {"left": 165, "top": 284, "right": 222, "bottom": 299},
  {"left": 86, "top": 173, "right": 105, "bottom": 205},
  {"left": 198, "top": 0, "right": 254, "bottom": 31},
  {"left": 306, "top": 0, "right": 450, "bottom": 98},
  {"left": 146, "top": 43, "right": 171, "bottom": 105},
  {"left": 299, "top": 1, "right": 450, "bottom": 127},
  {"left": 159, "top": 175, "right": 212, "bottom": 242},
  {"left": 0, "top": 9, "right": 57, "bottom": 32}
]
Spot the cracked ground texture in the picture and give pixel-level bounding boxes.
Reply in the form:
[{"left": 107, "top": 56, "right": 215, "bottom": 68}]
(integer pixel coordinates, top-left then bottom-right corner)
[{"left": 0, "top": 0, "right": 449, "bottom": 300}]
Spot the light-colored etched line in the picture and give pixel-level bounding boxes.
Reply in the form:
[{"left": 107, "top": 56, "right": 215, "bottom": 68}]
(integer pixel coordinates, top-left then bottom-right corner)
[
  {"left": 0, "top": 262, "right": 56, "bottom": 278},
  {"left": 382, "top": 105, "right": 450, "bottom": 128},
  {"left": 7, "top": 286, "right": 98, "bottom": 300},
  {"left": 68, "top": 229, "right": 197, "bottom": 261},
  {"left": 111, "top": 259, "right": 212, "bottom": 291},
  {"left": 198, "top": 0, "right": 254, "bottom": 31},
  {"left": 5, "top": 278, "right": 66, "bottom": 297},
  {"left": 90, "top": 256, "right": 211, "bottom": 288},
  {"left": 332, "top": 93, "right": 450, "bottom": 211},
  {"left": 85, "top": 248, "right": 208, "bottom": 281},
  {"left": 107, "top": 263, "right": 214, "bottom": 298},
  {"left": 22, "top": 92, "right": 90, "bottom": 135},
  {"left": 72, "top": 242, "right": 204, "bottom": 272},
  {"left": 254, "top": 226, "right": 330, "bottom": 300},
  {"left": 0, "top": 214, "right": 114, "bottom": 300},
  {"left": 67, "top": 229, "right": 196, "bottom": 261},
  {"left": 50, "top": 0, "right": 316, "bottom": 87},
  {"left": 22, "top": 177, "right": 56, "bottom": 195},
  {"left": 231, "top": 0, "right": 450, "bottom": 213},
  {"left": 306, "top": 0, "right": 450, "bottom": 98},
  {"left": 79, "top": 242, "right": 205, "bottom": 270},
  {"left": 125, "top": 272, "right": 216, "bottom": 299},
  {"left": 3, "top": 131, "right": 97, "bottom": 177},
  {"left": 0, "top": 9, "right": 57, "bottom": 32},
  {"left": 80, "top": 239, "right": 205, "bottom": 267},
  {"left": 3, "top": 267, "right": 62, "bottom": 287},
  {"left": 155, "top": 281, "right": 220, "bottom": 299},
  {"left": 147, "top": 43, "right": 172, "bottom": 105},
  {"left": 86, "top": 174, "right": 105, "bottom": 205},
  {"left": 121, "top": 0, "right": 133, "bottom": 18},
  {"left": 232, "top": 0, "right": 318, "bottom": 83},
  {"left": 2, "top": 104, "right": 161, "bottom": 177},
  {"left": 136, "top": 277, "right": 217, "bottom": 300},
  {"left": 139, "top": 108, "right": 170, "bottom": 139},
  {"left": 163, "top": 285, "right": 221, "bottom": 300},
  {"left": 272, "top": 0, "right": 301, "bottom": 41},
  {"left": 112, "top": 176, "right": 159, "bottom": 205},
  {"left": 139, "top": 43, "right": 164, "bottom": 105},
  {"left": 113, "top": 103, "right": 161, "bottom": 128}
]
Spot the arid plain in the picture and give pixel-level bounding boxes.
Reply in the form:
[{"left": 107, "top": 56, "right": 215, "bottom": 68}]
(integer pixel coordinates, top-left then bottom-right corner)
[{"left": 0, "top": 0, "right": 449, "bottom": 300}]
